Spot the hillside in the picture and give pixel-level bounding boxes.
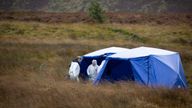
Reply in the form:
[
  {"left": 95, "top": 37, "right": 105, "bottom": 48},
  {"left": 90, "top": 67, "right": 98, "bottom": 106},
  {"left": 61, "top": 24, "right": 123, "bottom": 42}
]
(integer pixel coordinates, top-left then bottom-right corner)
[
  {"left": 0, "top": 21, "right": 192, "bottom": 108},
  {"left": 0, "top": 0, "right": 192, "bottom": 13}
]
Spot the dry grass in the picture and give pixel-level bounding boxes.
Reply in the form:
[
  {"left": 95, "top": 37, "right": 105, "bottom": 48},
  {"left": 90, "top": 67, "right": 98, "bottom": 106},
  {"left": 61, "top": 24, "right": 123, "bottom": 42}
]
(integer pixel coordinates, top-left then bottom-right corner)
[
  {"left": 0, "top": 80, "right": 191, "bottom": 108},
  {"left": 0, "top": 21, "right": 192, "bottom": 108}
]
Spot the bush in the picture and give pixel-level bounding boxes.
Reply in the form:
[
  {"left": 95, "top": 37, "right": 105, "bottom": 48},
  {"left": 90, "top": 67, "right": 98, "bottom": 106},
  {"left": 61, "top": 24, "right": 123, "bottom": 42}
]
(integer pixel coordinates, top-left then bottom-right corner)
[{"left": 88, "top": 0, "right": 105, "bottom": 23}]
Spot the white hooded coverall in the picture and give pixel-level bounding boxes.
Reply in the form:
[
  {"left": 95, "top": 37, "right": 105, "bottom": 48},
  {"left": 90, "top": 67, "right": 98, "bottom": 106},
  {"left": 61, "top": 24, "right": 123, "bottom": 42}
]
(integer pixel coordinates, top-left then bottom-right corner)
[
  {"left": 69, "top": 62, "right": 80, "bottom": 82},
  {"left": 87, "top": 61, "right": 99, "bottom": 81}
]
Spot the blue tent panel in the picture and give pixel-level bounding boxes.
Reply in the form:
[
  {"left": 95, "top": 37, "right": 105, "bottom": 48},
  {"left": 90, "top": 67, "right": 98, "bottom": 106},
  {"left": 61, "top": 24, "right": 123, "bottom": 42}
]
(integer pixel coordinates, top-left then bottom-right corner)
[
  {"left": 152, "top": 54, "right": 187, "bottom": 88},
  {"left": 94, "top": 60, "right": 109, "bottom": 84},
  {"left": 150, "top": 55, "right": 179, "bottom": 88},
  {"left": 129, "top": 56, "right": 150, "bottom": 85}
]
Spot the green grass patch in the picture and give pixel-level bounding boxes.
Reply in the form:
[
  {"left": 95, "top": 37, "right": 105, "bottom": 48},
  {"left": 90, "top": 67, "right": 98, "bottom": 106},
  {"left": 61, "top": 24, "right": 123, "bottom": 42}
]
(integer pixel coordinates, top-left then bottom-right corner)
[
  {"left": 0, "top": 22, "right": 145, "bottom": 42},
  {"left": 107, "top": 27, "right": 146, "bottom": 42}
]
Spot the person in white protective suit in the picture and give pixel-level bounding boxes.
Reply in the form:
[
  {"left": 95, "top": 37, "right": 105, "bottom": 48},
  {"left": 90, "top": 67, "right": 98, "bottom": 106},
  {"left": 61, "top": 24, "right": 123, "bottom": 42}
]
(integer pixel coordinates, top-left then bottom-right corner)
[
  {"left": 87, "top": 60, "right": 99, "bottom": 81},
  {"left": 68, "top": 56, "right": 82, "bottom": 82}
]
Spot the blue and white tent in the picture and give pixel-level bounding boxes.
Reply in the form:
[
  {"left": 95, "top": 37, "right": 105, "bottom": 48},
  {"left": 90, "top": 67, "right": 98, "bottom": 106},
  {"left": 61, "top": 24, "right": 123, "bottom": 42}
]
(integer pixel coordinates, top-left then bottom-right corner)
[
  {"left": 80, "top": 47, "right": 130, "bottom": 78},
  {"left": 94, "top": 47, "right": 187, "bottom": 88}
]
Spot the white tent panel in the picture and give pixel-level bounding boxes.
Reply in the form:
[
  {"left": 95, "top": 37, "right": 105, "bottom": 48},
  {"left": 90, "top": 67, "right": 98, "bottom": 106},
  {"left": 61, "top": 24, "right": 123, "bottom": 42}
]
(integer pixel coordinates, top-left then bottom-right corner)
[
  {"left": 110, "top": 47, "right": 177, "bottom": 59},
  {"left": 84, "top": 47, "right": 130, "bottom": 57}
]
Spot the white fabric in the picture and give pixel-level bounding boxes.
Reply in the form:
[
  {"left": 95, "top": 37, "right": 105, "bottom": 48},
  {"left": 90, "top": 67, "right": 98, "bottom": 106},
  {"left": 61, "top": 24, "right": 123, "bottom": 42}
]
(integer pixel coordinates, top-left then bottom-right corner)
[
  {"left": 110, "top": 47, "right": 177, "bottom": 59},
  {"left": 87, "top": 64, "right": 99, "bottom": 81},
  {"left": 84, "top": 47, "right": 129, "bottom": 57},
  {"left": 69, "top": 62, "right": 80, "bottom": 82},
  {"left": 154, "top": 54, "right": 179, "bottom": 73},
  {"left": 97, "top": 60, "right": 106, "bottom": 74}
]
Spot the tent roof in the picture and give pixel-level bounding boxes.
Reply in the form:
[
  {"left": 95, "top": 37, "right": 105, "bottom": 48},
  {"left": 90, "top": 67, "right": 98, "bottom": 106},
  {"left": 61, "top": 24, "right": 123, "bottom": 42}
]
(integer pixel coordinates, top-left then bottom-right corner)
[
  {"left": 109, "top": 47, "right": 177, "bottom": 59},
  {"left": 84, "top": 47, "right": 129, "bottom": 57}
]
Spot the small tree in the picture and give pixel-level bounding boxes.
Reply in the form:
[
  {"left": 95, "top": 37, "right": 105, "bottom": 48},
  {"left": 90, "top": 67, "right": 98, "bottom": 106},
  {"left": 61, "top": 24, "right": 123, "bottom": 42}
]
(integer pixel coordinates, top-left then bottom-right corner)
[{"left": 88, "top": 0, "right": 105, "bottom": 23}]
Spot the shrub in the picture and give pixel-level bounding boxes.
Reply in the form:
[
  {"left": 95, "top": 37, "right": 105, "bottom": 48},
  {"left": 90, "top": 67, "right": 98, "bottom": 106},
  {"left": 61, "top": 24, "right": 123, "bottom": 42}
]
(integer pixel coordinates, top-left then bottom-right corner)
[{"left": 88, "top": 0, "right": 105, "bottom": 23}]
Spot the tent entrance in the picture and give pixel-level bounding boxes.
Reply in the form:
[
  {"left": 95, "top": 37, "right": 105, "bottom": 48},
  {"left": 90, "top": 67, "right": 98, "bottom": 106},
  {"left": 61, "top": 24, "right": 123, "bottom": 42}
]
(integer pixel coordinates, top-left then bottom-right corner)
[
  {"left": 80, "top": 56, "right": 107, "bottom": 79},
  {"left": 101, "top": 59, "right": 135, "bottom": 82}
]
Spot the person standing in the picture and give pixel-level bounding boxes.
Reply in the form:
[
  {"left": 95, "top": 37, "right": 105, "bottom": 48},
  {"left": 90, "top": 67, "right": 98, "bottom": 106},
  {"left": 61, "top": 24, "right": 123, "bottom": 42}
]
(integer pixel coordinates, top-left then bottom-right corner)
[
  {"left": 87, "top": 60, "right": 99, "bottom": 81},
  {"left": 68, "top": 56, "right": 82, "bottom": 82}
]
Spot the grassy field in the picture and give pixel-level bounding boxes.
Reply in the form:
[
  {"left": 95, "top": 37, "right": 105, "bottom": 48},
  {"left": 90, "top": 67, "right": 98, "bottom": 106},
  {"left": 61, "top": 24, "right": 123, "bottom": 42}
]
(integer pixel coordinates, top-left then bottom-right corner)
[{"left": 0, "top": 20, "right": 192, "bottom": 108}]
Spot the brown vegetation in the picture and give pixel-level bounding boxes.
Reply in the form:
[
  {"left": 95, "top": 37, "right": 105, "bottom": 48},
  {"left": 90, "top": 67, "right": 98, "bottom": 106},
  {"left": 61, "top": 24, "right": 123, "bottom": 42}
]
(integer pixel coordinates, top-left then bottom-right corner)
[
  {"left": 0, "top": 14, "right": 192, "bottom": 108},
  {"left": 0, "top": 12, "right": 192, "bottom": 25}
]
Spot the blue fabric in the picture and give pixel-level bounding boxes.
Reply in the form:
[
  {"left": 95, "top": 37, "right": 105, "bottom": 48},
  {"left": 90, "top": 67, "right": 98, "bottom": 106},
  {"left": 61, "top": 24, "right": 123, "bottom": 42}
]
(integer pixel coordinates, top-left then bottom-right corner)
[
  {"left": 94, "top": 58, "right": 134, "bottom": 84},
  {"left": 102, "top": 59, "right": 134, "bottom": 82},
  {"left": 94, "top": 60, "right": 109, "bottom": 84},
  {"left": 152, "top": 54, "right": 187, "bottom": 88},
  {"left": 129, "top": 56, "right": 150, "bottom": 85},
  {"left": 178, "top": 57, "right": 188, "bottom": 87},
  {"left": 94, "top": 54, "right": 188, "bottom": 88},
  {"left": 150, "top": 55, "right": 179, "bottom": 88}
]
